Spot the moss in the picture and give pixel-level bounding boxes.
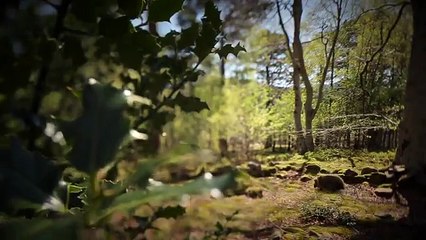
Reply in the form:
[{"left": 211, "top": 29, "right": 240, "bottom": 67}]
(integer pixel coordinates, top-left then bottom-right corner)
[{"left": 307, "top": 226, "right": 353, "bottom": 238}]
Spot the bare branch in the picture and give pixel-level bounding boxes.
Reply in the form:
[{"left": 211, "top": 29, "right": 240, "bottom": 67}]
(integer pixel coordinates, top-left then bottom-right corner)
[
  {"left": 276, "top": 0, "right": 294, "bottom": 60},
  {"left": 41, "top": 0, "right": 59, "bottom": 10}
]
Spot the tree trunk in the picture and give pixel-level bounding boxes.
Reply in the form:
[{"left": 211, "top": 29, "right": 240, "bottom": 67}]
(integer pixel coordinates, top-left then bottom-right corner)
[
  {"left": 292, "top": 62, "right": 307, "bottom": 153},
  {"left": 395, "top": 0, "right": 426, "bottom": 225}
]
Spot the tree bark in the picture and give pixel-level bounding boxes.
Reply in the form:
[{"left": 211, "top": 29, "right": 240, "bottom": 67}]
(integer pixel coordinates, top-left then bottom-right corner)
[{"left": 394, "top": 0, "right": 426, "bottom": 225}]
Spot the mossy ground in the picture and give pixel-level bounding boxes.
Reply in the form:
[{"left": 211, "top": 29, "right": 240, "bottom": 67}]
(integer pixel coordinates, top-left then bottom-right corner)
[{"left": 129, "top": 150, "right": 408, "bottom": 239}]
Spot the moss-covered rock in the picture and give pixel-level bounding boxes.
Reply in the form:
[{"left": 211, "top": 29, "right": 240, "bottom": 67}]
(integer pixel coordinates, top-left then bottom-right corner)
[
  {"left": 341, "top": 175, "right": 367, "bottom": 184},
  {"left": 247, "top": 161, "right": 263, "bottom": 177},
  {"left": 374, "top": 187, "right": 393, "bottom": 199},
  {"left": 314, "top": 175, "right": 345, "bottom": 192},
  {"left": 361, "top": 167, "right": 378, "bottom": 175},
  {"left": 305, "top": 164, "right": 321, "bottom": 175},
  {"left": 300, "top": 175, "right": 313, "bottom": 182},
  {"left": 245, "top": 187, "right": 263, "bottom": 198},
  {"left": 343, "top": 169, "right": 358, "bottom": 177},
  {"left": 368, "top": 172, "right": 387, "bottom": 186}
]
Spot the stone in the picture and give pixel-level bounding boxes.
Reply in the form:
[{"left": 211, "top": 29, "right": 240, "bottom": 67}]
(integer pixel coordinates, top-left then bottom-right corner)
[
  {"left": 247, "top": 161, "right": 263, "bottom": 177},
  {"left": 305, "top": 164, "right": 321, "bottom": 175},
  {"left": 374, "top": 188, "right": 394, "bottom": 199},
  {"left": 343, "top": 169, "right": 358, "bottom": 177},
  {"left": 368, "top": 172, "right": 387, "bottom": 186},
  {"left": 361, "top": 167, "right": 378, "bottom": 175},
  {"left": 314, "top": 175, "right": 345, "bottom": 192},
  {"left": 279, "top": 165, "right": 293, "bottom": 171},
  {"left": 300, "top": 175, "right": 313, "bottom": 182},
  {"left": 341, "top": 175, "right": 367, "bottom": 184},
  {"left": 320, "top": 169, "right": 330, "bottom": 174},
  {"left": 245, "top": 187, "right": 263, "bottom": 198},
  {"left": 262, "top": 167, "right": 277, "bottom": 177}
]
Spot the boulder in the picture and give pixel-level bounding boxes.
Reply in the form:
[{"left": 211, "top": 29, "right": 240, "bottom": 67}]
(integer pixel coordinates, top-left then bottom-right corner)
[
  {"left": 314, "top": 175, "right": 345, "bottom": 192},
  {"left": 305, "top": 164, "right": 321, "bottom": 175},
  {"left": 341, "top": 175, "right": 367, "bottom": 184},
  {"left": 320, "top": 169, "right": 330, "bottom": 174},
  {"left": 263, "top": 167, "right": 277, "bottom": 176},
  {"left": 300, "top": 175, "right": 313, "bottom": 182},
  {"left": 368, "top": 172, "right": 387, "bottom": 186},
  {"left": 361, "top": 167, "right": 378, "bottom": 175},
  {"left": 245, "top": 187, "right": 263, "bottom": 198},
  {"left": 343, "top": 169, "right": 358, "bottom": 177},
  {"left": 247, "top": 161, "right": 263, "bottom": 177},
  {"left": 374, "top": 188, "right": 394, "bottom": 199}
]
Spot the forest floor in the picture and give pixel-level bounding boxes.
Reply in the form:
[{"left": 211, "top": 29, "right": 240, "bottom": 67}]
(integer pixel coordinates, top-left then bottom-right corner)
[{"left": 131, "top": 150, "right": 413, "bottom": 240}]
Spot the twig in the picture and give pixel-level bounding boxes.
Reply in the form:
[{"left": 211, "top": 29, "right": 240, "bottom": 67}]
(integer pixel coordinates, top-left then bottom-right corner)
[{"left": 41, "top": 0, "right": 59, "bottom": 10}]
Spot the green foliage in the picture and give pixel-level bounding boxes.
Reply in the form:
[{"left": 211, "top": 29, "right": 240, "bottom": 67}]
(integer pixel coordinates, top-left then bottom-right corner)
[
  {"left": 300, "top": 204, "right": 357, "bottom": 226},
  {"left": 60, "top": 84, "right": 129, "bottom": 173},
  {"left": 148, "top": 0, "right": 184, "bottom": 22},
  {"left": 0, "top": 0, "right": 242, "bottom": 238},
  {"left": 0, "top": 139, "right": 64, "bottom": 212}
]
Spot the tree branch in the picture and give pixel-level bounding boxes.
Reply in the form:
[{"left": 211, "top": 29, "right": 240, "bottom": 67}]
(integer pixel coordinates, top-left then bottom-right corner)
[
  {"left": 28, "top": 0, "right": 72, "bottom": 150},
  {"left": 41, "top": 0, "right": 59, "bottom": 10},
  {"left": 276, "top": 0, "right": 294, "bottom": 60}
]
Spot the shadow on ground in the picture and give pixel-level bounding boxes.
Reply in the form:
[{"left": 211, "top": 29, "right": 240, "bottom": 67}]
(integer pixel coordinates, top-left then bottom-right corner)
[{"left": 351, "top": 218, "right": 425, "bottom": 240}]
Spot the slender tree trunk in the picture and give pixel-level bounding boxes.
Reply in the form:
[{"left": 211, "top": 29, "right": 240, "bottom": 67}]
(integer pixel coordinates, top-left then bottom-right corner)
[
  {"left": 292, "top": 61, "right": 307, "bottom": 153},
  {"left": 395, "top": 0, "right": 426, "bottom": 225}
]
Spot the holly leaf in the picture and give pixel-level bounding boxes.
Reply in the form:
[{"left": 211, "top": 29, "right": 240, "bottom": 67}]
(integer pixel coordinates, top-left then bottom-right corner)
[
  {"left": 194, "top": 22, "right": 217, "bottom": 62},
  {"left": 71, "top": 0, "right": 97, "bottom": 23},
  {"left": 177, "top": 23, "right": 200, "bottom": 49},
  {"left": 216, "top": 43, "right": 246, "bottom": 59},
  {"left": 0, "top": 139, "right": 64, "bottom": 211},
  {"left": 118, "top": 0, "right": 145, "bottom": 19},
  {"left": 148, "top": 0, "right": 184, "bottom": 22},
  {"left": 60, "top": 84, "right": 130, "bottom": 173},
  {"left": 99, "top": 16, "right": 134, "bottom": 39},
  {"left": 62, "top": 36, "right": 87, "bottom": 66},
  {"left": 204, "top": 1, "right": 222, "bottom": 32},
  {"left": 174, "top": 92, "right": 209, "bottom": 113}
]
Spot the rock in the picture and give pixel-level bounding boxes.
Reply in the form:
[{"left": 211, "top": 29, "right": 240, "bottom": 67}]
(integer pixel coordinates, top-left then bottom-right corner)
[
  {"left": 332, "top": 169, "right": 340, "bottom": 174},
  {"left": 263, "top": 167, "right": 277, "bottom": 177},
  {"left": 268, "top": 161, "right": 278, "bottom": 167},
  {"left": 361, "top": 167, "right": 378, "bottom": 175},
  {"left": 320, "top": 169, "right": 330, "bottom": 174},
  {"left": 276, "top": 174, "right": 287, "bottom": 179},
  {"left": 247, "top": 161, "right": 263, "bottom": 177},
  {"left": 245, "top": 187, "right": 263, "bottom": 198},
  {"left": 278, "top": 165, "right": 293, "bottom": 171},
  {"left": 343, "top": 169, "right": 358, "bottom": 177},
  {"left": 314, "top": 175, "right": 345, "bottom": 192},
  {"left": 368, "top": 172, "right": 387, "bottom": 186},
  {"left": 374, "top": 188, "right": 393, "bottom": 199},
  {"left": 305, "top": 164, "right": 321, "bottom": 175},
  {"left": 341, "top": 175, "right": 367, "bottom": 184},
  {"left": 300, "top": 175, "right": 313, "bottom": 182}
]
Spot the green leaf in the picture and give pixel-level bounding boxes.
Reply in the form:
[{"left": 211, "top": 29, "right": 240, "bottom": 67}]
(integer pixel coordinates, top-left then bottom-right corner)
[
  {"left": 174, "top": 92, "right": 210, "bottom": 113},
  {"left": 38, "top": 35, "right": 58, "bottom": 64},
  {"left": 177, "top": 23, "right": 200, "bottom": 49},
  {"left": 118, "top": 0, "right": 145, "bottom": 19},
  {"left": 99, "top": 16, "right": 134, "bottom": 39},
  {"left": 0, "top": 140, "right": 64, "bottom": 210},
  {"left": 99, "top": 172, "right": 236, "bottom": 220},
  {"left": 0, "top": 217, "right": 80, "bottom": 240},
  {"left": 60, "top": 84, "right": 130, "bottom": 173},
  {"left": 154, "top": 205, "right": 185, "bottom": 219},
  {"left": 204, "top": 1, "right": 222, "bottom": 32},
  {"left": 148, "top": 0, "right": 184, "bottom": 22},
  {"left": 71, "top": 0, "right": 97, "bottom": 23},
  {"left": 215, "top": 43, "right": 246, "bottom": 59},
  {"left": 194, "top": 22, "right": 217, "bottom": 62},
  {"left": 62, "top": 36, "right": 87, "bottom": 66},
  {"left": 131, "top": 30, "right": 161, "bottom": 54}
]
